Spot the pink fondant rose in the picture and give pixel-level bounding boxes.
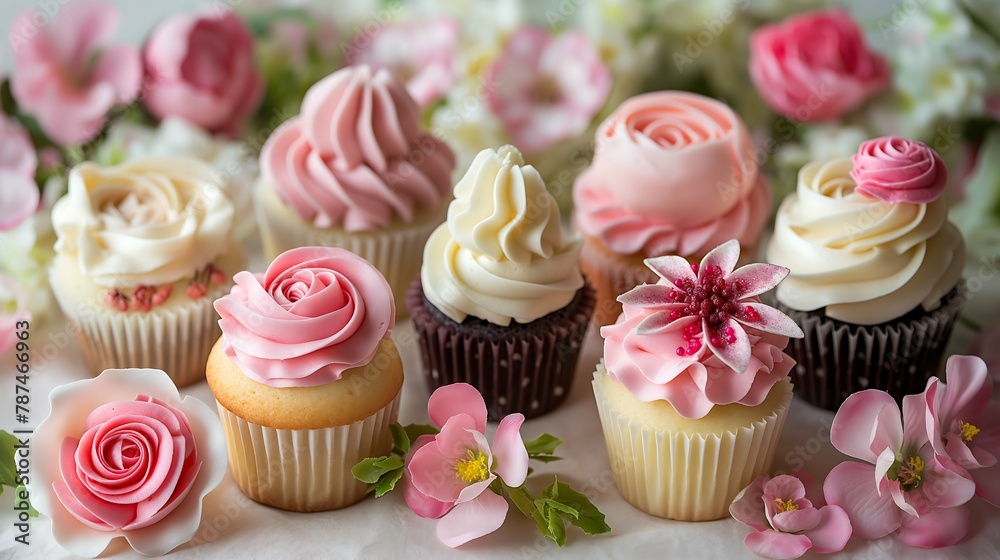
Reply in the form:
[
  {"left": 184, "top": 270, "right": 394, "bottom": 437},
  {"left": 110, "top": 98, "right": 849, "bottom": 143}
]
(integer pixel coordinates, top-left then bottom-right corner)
[
  {"left": 749, "top": 10, "right": 889, "bottom": 122},
  {"left": 143, "top": 10, "right": 263, "bottom": 136},
  {"left": 28, "top": 369, "right": 227, "bottom": 557},
  {"left": 850, "top": 136, "right": 947, "bottom": 204},
  {"left": 215, "top": 247, "right": 395, "bottom": 387}
]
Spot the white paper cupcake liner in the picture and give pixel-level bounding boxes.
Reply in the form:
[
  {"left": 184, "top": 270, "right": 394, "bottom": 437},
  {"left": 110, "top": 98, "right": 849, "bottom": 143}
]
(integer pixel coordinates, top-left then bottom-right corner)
[
  {"left": 592, "top": 362, "right": 792, "bottom": 521},
  {"left": 216, "top": 391, "right": 401, "bottom": 512}
]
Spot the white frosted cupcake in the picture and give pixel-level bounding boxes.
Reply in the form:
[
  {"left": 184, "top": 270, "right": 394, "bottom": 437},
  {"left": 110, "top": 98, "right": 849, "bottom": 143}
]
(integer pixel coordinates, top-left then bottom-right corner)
[
  {"left": 593, "top": 240, "right": 802, "bottom": 521},
  {"left": 50, "top": 156, "right": 243, "bottom": 387}
]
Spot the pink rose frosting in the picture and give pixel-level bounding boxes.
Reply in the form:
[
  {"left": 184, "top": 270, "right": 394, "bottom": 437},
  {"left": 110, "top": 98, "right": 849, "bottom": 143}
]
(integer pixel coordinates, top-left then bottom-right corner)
[
  {"left": 850, "top": 136, "right": 947, "bottom": 204},
  {"left": 573, "top": 91, "right": 770, "bottom": 257},
  {"left": 749, "top": 10, "right": 889, "bottom": 122},
  {"left": 261, "top": 65, "right": 456, "bottom": 232},
  {"left": 214, "top": 246, "right": 395, "bottom": 387}
]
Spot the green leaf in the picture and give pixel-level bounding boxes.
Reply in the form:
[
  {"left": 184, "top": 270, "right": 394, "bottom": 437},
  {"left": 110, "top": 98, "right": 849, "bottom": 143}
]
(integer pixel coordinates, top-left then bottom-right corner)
[
  {"left": 535, "top": 498, "right": 579, "bottom": 519},
  {"left": 506, "top": 485, "right": 538, "bottom": 520},
  {"left": 523, "top": 433, "right": 563, "bottom": 456},
  {"left": 545, "top": 506, "right": 567, "bottom": 547},
  {"left": 543, "top": 480, "right": 611, "bottom": 536},
  {"left": 374, "top": 468, "right": 404, "bottom": 498},
  {"left": 14, "top": 485, "right": 37, "bottom": 517},
  {"left": 528, "top": 455, "right": 563, "bottom": 463},
  {"left": 402, "top": 424, "right": 439, "bottom": 445},
  {"left": 390, "top": 424, "right": 410, "bottom": 455},
  {"left": 351, "top": 456, "right": 404, "bottom": 484},
  {"left": 0, "top": 431, "right": 21, "bottom": 488}
]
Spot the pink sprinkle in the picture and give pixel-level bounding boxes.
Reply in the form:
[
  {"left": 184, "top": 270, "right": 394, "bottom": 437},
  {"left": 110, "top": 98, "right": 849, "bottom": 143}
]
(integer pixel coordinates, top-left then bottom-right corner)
[
  {"left": 676, "top": 347, "right": 685, "bottom": 356},
  {"left": 674, "top": 279, "right": 684, "bottom": 288},
  {"left": 727, "top": 335, "right": 737, "bottom": 343},
  {"left": 691, "top": 263, "right": 699, "bottom": 273},
  {"left": 669, "top": 311, "right": 679, "bottom": 320},
  {"left": 686, "top": 347, "right": 696, "bottom": 355},
  {"left": 710, "top": 336, "right": 721, "bottom": 346},
  {"left": 682, "top": 333, "right": 691, "bottom": 341},
  {"left": 668, "top": 290, "right": 677, "bottom": 300},
  {"left": 725, "top": 326, "right": 735, "bottom": 335}
]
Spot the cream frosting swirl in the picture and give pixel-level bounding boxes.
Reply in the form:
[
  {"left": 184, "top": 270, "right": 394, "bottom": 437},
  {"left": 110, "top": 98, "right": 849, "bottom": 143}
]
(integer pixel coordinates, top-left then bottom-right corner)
[
  {"left": 261, "top": 65, "right": 455, "bottom": 232},
  {"left": 52, "top": 156, "right": 235, "bottom": 288},
  {"left": 421, "top": 145, "right": 584, "bottom": 326},
  {"left": 767, "top": 157, "right": 964, "bottom": 325}
]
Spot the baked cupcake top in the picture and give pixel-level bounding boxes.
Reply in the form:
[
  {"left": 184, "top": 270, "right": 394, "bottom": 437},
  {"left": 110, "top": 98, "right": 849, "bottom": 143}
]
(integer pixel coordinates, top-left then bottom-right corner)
[
  {"left": 601, "top": 240, "right": 803, "bottom": 419},
  {"left": 573, "top": 91, "right": 770, "bottom": 258},
  {"left": 421, "top": 145, "right": 584, "bottom": 326},
  {"left": 260, "top": 64, "right": 456, "bottom": 232},
  {"left": 52, "top": 156, "right": 234, "bottom": 288},
  {"left": 214, "top": 247, "right": 394, "bottom": 388},
  {"left": 767, "top": 136, "right": 964, "bottom": 325}
]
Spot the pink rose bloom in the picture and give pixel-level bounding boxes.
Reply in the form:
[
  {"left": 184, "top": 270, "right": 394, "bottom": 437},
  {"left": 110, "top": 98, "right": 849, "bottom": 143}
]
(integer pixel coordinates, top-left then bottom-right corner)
[
  {"left": 487, "top": 27, "right": 611, "bottom": 153},
  {"left": 749, "top": 10, "right": 889, "bottom": 122},
  {"left": 9, "top": 0, "right": 141, "bottom": 145},
  {"left": 403, "top": 383, "right": 528, "bottom": 548},
  {"left": 214, "top": 247, "right": 395, "bottom": 387},
  {"left": 28, "top": 369, "right": 227, "bottom": 557},
  {"left": 0, "top": 274, "right": 29, "bottom": 357},
  {"left": 0, "top": 115, "right": 39, "bottom": 230},
  {"left": 347, "top": 18, "right": 457, "bottom": 108},
  {"left": 850, "top": 136, "right": 948, "bottom": 204},
  {"left": 730, "top": 474, "right": 851, "bottom": 559},
  {"left": 826, "top": 388, "right": 976, "bottom": 548},
  {"left": 143, "top": 10, "right": 263, "bottom": 136}
]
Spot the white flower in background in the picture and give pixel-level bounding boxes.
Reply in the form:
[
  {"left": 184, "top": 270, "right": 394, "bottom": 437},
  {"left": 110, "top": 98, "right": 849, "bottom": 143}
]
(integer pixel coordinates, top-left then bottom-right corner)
[
  {"left": 0, "top": 213, "right": 55, "bottom": 325},
  {"left": 776, "top": 124, "right": 870, "bottom": 170},
  {"left": 430, "top": 79, "right": 508, "bottom": 175},
  {"left": 97, "top": 118, "right": 258, "bottom": 241}
]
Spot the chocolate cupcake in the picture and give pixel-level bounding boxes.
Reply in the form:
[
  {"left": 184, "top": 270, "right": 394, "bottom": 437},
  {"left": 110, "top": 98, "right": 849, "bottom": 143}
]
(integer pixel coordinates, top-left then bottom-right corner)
[
  {"left": 766, "top": 137, "right": 965, "bottom": 411},
  {"left": 408, "top": 145, "right": 594, "bottom": 420}
]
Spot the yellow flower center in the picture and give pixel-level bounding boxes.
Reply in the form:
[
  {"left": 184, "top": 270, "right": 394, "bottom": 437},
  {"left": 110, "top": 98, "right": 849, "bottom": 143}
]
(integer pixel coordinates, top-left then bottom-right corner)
[
  {"left": 960, "top": 421, "right": 981, "bottom": 442},
  {"left": 775, "top": 498, "right": 798, "bottom": 513},
  {"left": 896, "top": 455, "right": 925, "bottom": 490},
  {"left": 454, "top": 450, "right": 490, "bottom": 484}
]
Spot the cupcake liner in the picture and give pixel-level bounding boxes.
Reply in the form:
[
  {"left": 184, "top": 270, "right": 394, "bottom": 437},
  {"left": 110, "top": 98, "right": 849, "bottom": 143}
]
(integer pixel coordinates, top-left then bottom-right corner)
[
  {"left": 255, "top": 182, "right": 446, "bottom": 313},
  {"left": 216, "top": 391, "right": 401, "bottom": 512},
  {"left": 767, "top": 287, "right": 963, "bottom": 411},
  {"left": 407, "top": 278, "right": 595, "bottom": 421},
  {"left": 51, "top": 278, "right": 232, "bottom": 388},
  {"left": 579, "top": 237, "right": 656, "bottom": 326},
  {"left": 592, "top": 362, "right": 793, "bottom": 521}
]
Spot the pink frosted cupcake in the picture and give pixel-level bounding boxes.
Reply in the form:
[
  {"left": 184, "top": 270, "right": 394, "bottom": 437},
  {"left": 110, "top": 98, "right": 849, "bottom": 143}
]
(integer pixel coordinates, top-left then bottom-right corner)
[
  {"left": 256, "top": 65, "right": 456, "bottom": 309},
  {"left": 573, "top": 91, "right": 771, "bottom": 324}
]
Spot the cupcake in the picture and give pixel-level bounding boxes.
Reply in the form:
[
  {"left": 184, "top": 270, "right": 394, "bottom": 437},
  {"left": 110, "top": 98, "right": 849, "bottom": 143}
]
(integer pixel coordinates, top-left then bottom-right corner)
[
  {"left": 593, "top": 240, "right": 802, "bottom": 521},
  {"left": 256, "top": 64, "right": 456, "bottom": 310},
  {"left": 573, "top": 91, "right": 771, "bottom": 325},
  {"left": 208, "top": 246, "right": 402, "bottom": 512},
  {"left": 766, "top": 136, "right": 965, "bottom": 411},
  {"left": 50, "top": 156, "right": 243, "bottom": 387},
  {"left": 408, "top": 145, "right": 594, "bottom": 420}
]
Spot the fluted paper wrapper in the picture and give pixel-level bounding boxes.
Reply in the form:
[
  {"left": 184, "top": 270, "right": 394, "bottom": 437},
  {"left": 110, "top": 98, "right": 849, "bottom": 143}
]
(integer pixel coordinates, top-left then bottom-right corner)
[
  {"left": 766, "top": 288, "right": 963, "bottom": 411},
  {"left": 592, "top": 363, "right": 792, "bottom": 521},
  {"left": 256, "top": 182, "right": 446, "bottom": 313},
  {"left": 217, "top": 391, "right": 400, "bottom": 512}
]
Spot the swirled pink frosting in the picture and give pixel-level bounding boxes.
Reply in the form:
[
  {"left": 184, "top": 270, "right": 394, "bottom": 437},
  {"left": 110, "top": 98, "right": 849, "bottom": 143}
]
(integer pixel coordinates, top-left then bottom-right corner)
[
  {"left": 261, "top": 65, "right": 456, "bottom": 231},
  {"left": 851, "top": 136, "right": 947, "bottom": 204},
  {"left": 214, "top": 246, "right": 394, "bottom": 387},
  {"left": 54, "top": 395, "right": 201, "bottom": 530},
  {"left": 573, "top": 91, "right": 769, "bottom": 257},
  {"left": 601, "top": 282, "right": 795, "bottom": 419}
]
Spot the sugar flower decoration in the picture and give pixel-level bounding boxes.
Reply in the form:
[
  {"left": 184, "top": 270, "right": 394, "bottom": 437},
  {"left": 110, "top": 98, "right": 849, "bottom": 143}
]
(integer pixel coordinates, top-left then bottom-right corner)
[
  {"left": 27, "top": 369, "right": 227, "bottom": 557},
  {"left": 850, "top": 136, "right": 948, "bottom": 204},
  {"left": 731, "top": 474, "right": 851, "bottom": 559},
  {"left": 353, "top": 383, "right": 610, "bottom": 548},
  {"left": 618, "top": 239, "right": 803, "bottom": 374}
]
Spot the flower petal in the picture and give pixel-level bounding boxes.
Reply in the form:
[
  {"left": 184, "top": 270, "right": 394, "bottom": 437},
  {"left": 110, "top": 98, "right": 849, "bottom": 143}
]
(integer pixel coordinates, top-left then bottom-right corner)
[
  {"left": 727, "top": 262, "right": 790, "bottom": 299},
  {"left": 409, "top": 439, "right": 465, "bottom": 504},
  {"left": 403, "top": 435, "right": 453, "bottom": 519},
  {"left": 922, "top": 454, "right": 976, "bottom": 509},
  {"left": 735, "top": 302, "right": 803, "bottom": 338},
  {"left": 894, "top": 505, "right": 970, "bottom": 549},
  {"left": 0, "top": 171, "right": 40, "bottom": 231},
  {"left": 772, "top": 508, "right": 822, "bottom": 534},
  {"left": 730, "top": 475, "right": 769, "bottom": 532},
  {"left": 706, "top": 317, "right": 751, "bottom": 373},
  {"left": 803, "top": 505, "right": 852, "bottom": 554},
  {"left": 744, "top": 530, "right": 812, "bottom": 560},
  {"left": 617, "top": 284, "right": 681, "bottom": 309},
  {"left": 429, "top": 383, "right": 487, "bottom": 433},
  {"left": 939, "top": 355, "right": 991, "bottom": 427},
  {"left": 635, "top": 311, "right": 683, "bottom": 336},
  {"left": 901, "top": 392, "right": 930, "bottom": 450},
  {"left": 643, "top": 255, "right": 697, "bottom": 284},
  {"left": 491, "top": 413, "right": 528, "bottom": 487},
  {"left": 823, "top": 461, "right": 901, "bottom": 540},
  {"left": 699, "top": 239, "right": 741, "bottom": 277},
  {"left": 831, "top": 390, "right": 900, "bottom": 462},
  {"left": 436, "top": 490, "right": 508, "bottom": 548}
]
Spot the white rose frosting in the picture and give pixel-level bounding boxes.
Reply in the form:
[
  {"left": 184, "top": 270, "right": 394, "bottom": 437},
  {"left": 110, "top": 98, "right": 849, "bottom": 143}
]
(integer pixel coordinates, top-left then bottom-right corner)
[
  {"left": 421, "top": 145, "right": 584, "bottom": 326},
  {"left": 767, "top": 157, "right": 964, "bottom": 325},
  {"left": 52, "top": 156, "right": 235, "bottom": 288}
]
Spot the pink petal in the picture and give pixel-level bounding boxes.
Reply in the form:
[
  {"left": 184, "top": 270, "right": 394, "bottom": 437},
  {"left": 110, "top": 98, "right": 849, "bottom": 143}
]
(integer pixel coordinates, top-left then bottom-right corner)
[
  {"left": 771, "top": 508, "right": 822, "bottom": 533},
  {"left": 735, "top": 302, "right": 804, "bottom": 338},
  {"left": 435, "top": 415, "right": 486, "bottom": 460},
  {"left": 436, "top": 490, "right": 508, "bottom": 548},
  {"left": 831, "top": 390, "right": 900, "bottom": 463},
  {"left": 52, "top": 0, "right": 119, "bottom": 68},
  {"left": 744, "top": 530, "right": 812, "bottom": 560},
  {"left": 706, "top": 317, "right": 751, "bottom": 373},
  {"left": 971, "top": 465, "right": 1000, "bottom": 506},
  {"left": 699, "top": 239, "right": 741, "bottom": 277},
  {"left": 90, "top": 44, "right": 142, "bottom": 104},
  {"left": 455, "top": 476, "right": 494, "bottom": 505},
  {"left": 408, "top": 438, "right": 465, "bottom": 504},
  {"left": 901, "top": 393, "right": 930, "bottom": 450},
  {"left": 0, "top": 171, "right": 39, "bottom": 230},
  {"left": 428, "top": 383, "right": 488, "bottom": 433},
  {"left": 887, "top": 479, "right": 920, "bottom": 517},
  {"left": 617, "top": 284, "right": 679, "bottom": 309},
  {"left": 939, "top": 355, "right": 991, "bottom": 427},
  {"left": 635, "top": 310, "right": 685, "bottom": 336},
  {"left": 823, "top": 461, "right": 902, "bottom": 540},
  {"left": 763, "top": 475, "right": 807, "bottom": 503},
  {"left": 730, "top": 476, "right": 769, "bottom": 532},
  {"left": 874, "top": 447, "right": 897, "bottom": 497},
  {"left": 491, "top": 414, "right": 528, "bottom": 488},
  {"left": 922, "top": 454, "right": 976, "bottom": 509},
  {"left": 403, "top": 435, "right": 453, "bottom": 519},
  {"left": 727, "top": 263, "right": 790, "bottom": 299},
  {"left": 642, "top": 256, "right": 697, "bottom": 285},
  {"left": 894, "top": 505, "right": 970, "bottom": 549},
  {"left": 803, "top": 505, "right": 852, "bottom": 554}
]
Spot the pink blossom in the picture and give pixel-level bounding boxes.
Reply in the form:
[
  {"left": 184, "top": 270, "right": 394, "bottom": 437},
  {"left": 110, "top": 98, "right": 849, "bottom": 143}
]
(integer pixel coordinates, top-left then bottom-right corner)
[
  {"left": 9, "top": 0, "right": 141, "bottom": 145},
  {"left": 730, "top": 474, "right": 851, "bottom": 559},
  {"left": 826, "top": 389, "right": 976, "bottom": 548},
  {"left": 851, "top": 136, "right": 947, "bottom": 204},
  {"left": 487, "top": 27, "right": 611, "bottom": 153},
  {"left": 0, "top": 274, "right": 29, "bottom": 357},
  {"left": 404, "top": 383, "right": 528, "bottom": 548},
  {"left": 347, "top": 19, "right": 457, "bottom": 108},
  {"left": 0, "top": 115, "right": 39, "bottom": 230},
  {"left": 924, "top": 355, "right": 1000, "bottom": 507}
]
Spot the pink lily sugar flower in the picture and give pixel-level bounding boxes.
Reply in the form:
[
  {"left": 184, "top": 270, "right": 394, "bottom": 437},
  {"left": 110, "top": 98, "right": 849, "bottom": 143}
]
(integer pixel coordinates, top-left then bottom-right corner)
[
  {"left": 731, "top": 474, "right": 851, "bottom": 559},
  {"left": 924, "top": 355, "right": 1000, "bottom": 506},
  {"left": 9, "top": 0, "right": 141, "bottom": 146},
  {"left": 826, "top": 389, "right": 976, "bottom": 548},
  {"left": 487, "top": 27, "right": 611, "bottom": 153},
  {"left": 403, "top": 383, "right": 528, "bottom": 548}
]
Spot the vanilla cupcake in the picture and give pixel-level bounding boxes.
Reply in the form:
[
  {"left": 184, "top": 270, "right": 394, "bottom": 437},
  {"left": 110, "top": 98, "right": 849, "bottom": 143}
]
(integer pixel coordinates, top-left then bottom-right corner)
[
  {"left": 408, "top": 145, "right": 594, "bottom": 420},
  {"left": 593, "top": 240, "right": 802, "bottom": 521},
  {"left": 573, "top": 92, "right": 771, "bottom": 324},
  {"left": 50, "top": 156, "right": 243, "bottom": 387},
  {"left": 767, "top": 136, "right": 965, "bottom": 410},
  {"left": 256, "top": 65, "right": 455, "bottom": 310},
  {"left": 208, "top": 247, "right": 402, "bottom": 512}
]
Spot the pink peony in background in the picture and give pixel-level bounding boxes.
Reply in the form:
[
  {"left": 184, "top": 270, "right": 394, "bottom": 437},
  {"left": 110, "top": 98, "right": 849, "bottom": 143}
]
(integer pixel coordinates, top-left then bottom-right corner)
[{"left": 0, "top": 114, "right": 39, "bottom": 230}]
